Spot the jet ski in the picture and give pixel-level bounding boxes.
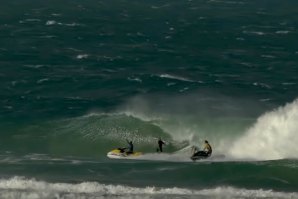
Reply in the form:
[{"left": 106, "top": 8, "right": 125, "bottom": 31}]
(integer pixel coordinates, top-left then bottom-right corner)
[
  {"left": 107, "top": 148, "right": 143, "bottom": 159},
  {"left": 190, "top": 151, "right": 211, "bottom": 161}
]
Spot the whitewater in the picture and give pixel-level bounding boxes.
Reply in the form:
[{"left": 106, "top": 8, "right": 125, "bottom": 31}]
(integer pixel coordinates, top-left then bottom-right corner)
[
  {"left": 229, "top": 99, "right": 298, "bottom": 160},
  {"left": 0, "top": 177, "right": 297, "bottom": 199}
]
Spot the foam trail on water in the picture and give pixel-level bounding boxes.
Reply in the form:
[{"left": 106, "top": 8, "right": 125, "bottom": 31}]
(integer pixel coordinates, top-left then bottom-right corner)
[
  {"left": 129, "top": 146, "right": 226, "bottom": 162},
  {"left": 228, "top": 99, "right": 298, "bottom": 160},
  {"left": 137, "top": 152, "right": 191, "bottom": 162}
]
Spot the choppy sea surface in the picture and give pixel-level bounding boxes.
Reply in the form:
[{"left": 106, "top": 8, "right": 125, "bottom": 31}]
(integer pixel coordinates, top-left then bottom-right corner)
[{"left": 1, "top": 0, "right": 298, "bottom": 198}]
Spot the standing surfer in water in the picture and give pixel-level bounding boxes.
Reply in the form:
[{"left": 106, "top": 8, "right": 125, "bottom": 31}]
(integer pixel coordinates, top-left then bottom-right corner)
[{"left": 157, "top": 138, "right": 165, "bottom": 152}]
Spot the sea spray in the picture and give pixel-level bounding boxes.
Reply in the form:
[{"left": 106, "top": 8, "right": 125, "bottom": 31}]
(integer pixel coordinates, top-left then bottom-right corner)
[
  {"left": 229, "top": 99, "right": 298, "bottom": 160},
  {"left": 118, "top": 93, "right": 262, "bottom": 154}
]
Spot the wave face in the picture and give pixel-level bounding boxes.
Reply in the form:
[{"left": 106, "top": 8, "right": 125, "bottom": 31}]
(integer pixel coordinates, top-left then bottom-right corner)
[{"left": 0, "top": 113, "right": 180, "bottom": 157}]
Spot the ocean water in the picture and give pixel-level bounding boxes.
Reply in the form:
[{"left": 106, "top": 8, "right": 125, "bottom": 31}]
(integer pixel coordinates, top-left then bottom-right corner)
[{"left": 1, "top": 0, "right": 298, "bottom": 198}]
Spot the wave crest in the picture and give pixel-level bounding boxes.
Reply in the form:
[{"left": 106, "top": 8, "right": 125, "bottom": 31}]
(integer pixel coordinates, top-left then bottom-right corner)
[{"left": 0, "top": 176, "right": 296, "bottom": 199}]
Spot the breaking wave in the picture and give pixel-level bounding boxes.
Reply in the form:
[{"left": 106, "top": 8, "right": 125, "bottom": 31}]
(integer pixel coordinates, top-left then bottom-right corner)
[
  {"left": 229, "top": 99, "right": 298, "bottom": 160},
  {"left": 2, "top": 91, "right": 298, "bottom": 161},
  {"left": 0, "top": 176, "right": 297, "bottom": 199}
]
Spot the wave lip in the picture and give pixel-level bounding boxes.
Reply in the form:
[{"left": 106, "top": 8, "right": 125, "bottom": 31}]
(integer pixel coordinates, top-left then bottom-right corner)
[{"left": 0, "top": 176, "right": 297, "bottom": 199}]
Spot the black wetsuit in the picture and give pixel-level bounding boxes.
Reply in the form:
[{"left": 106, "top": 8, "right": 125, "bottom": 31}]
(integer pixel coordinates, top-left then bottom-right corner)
[
  {"left": 158, "top": 140, "right": 165, "bottom": 152},
  {"left": 127, "top": 142, "right": 134, "bottom": 154}
]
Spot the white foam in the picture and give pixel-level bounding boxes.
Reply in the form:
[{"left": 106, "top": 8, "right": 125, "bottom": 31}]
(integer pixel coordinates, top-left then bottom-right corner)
[
  {"left": 24, "top": 65, "right": 45, "bottom": 68},
  {"left": 276, "top": 30, "right": 290, "bottom": 34},
  {"left": 126, "top": 146, "right": 226, "bottom": 163},
  {"left": 127, "top": 77, "right": 142, "bottom": 83},
  {"left": 76, "top": 54, "right": 89, "bottom": 59},
  {"left": 137, "top": 152, "right": 190, "bottom": 162},
  {"left": 242, "top": 30, "right": 267, "bottom": 35},
  {"left": 229, "top": 99, "right": 298, "bottom": 160},
  {"left": 46, "top": 20, "right": 59, "bottom": 25},
  {"left": 19, "top": 18, "right": 41, "bottom": 23},
  {"left": 159, "top": 74, "right": 196, "bottom": 83},
  {"left": 0, "top": 177, "right": 296, "bottom": 199},
  {"left": 45, "top": 20, "right": 82, "bottom": 27},
  {"left": 37, "top": 78, "right": 49, "bottom": 84}
]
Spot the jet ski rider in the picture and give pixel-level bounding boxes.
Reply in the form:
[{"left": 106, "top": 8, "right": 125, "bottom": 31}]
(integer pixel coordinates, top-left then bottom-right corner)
[
  {"left": 192, "top": 140, "right": 212, "bottom": 157},
  {"left": 203, "top": 140, "right": 212, "bottom": 156},
  {"left": 126, "top": 139, "right": 134, "bottom": 154}
]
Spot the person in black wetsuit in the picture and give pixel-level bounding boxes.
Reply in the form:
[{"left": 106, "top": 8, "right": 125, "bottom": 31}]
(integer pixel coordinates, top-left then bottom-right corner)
[
  {"left": 157, "top": 138, "right": 165, "bottom": 152},
  {"left": 126, "top": 140, "right": 134, "bottom": 154}
]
